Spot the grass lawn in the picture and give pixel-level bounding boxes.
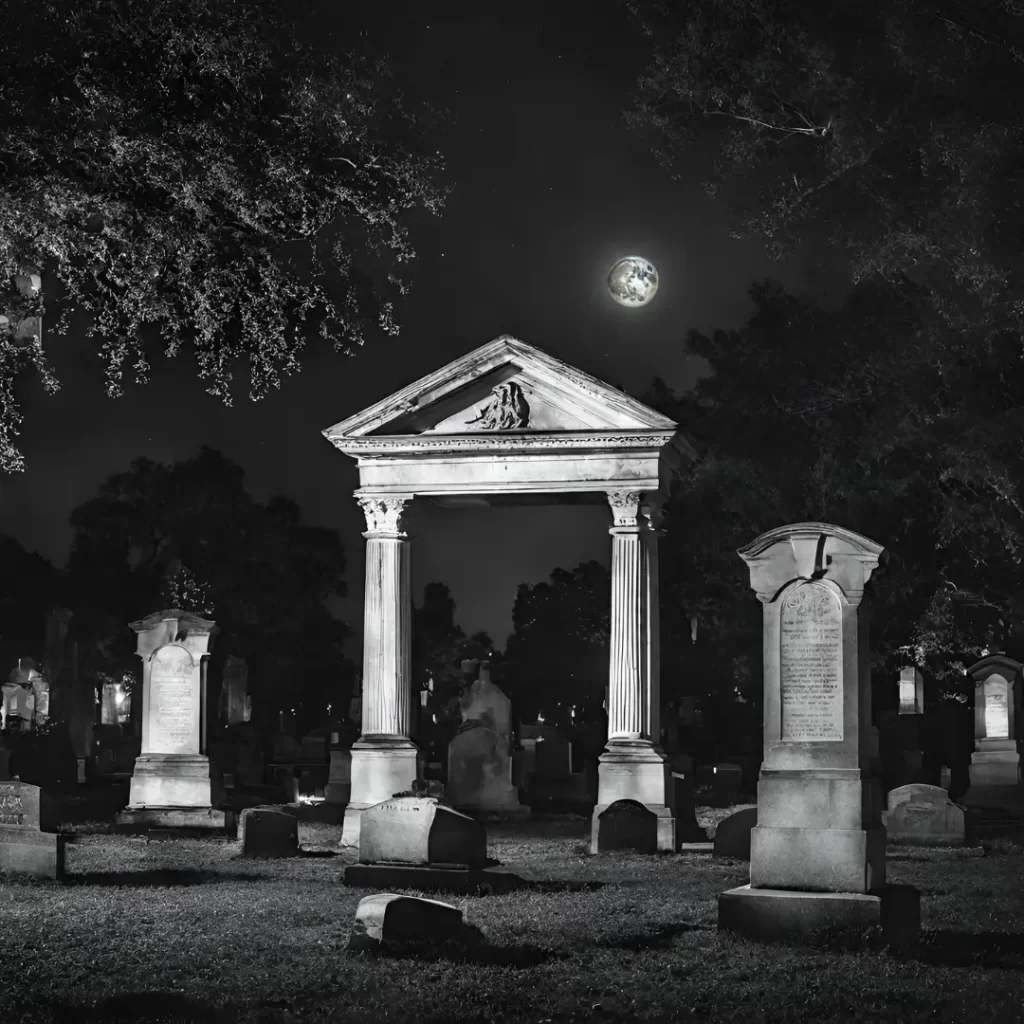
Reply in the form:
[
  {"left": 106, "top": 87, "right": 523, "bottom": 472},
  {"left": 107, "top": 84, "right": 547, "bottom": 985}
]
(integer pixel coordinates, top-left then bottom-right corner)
[{"left": 0, "top": 811, "right": 1022, "bottom": 1023}]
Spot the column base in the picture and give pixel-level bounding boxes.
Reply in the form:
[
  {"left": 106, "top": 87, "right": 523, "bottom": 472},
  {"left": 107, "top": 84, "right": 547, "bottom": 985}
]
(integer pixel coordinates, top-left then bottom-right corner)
[
  {"left": 591, "top": 739, "right": 674, "bottom": 852},
  {"left": 340, "top": 736, "right": 419, "bottom": 847},
  {"left": 718, "top": 884, "right": 920, "bottom": 949}
]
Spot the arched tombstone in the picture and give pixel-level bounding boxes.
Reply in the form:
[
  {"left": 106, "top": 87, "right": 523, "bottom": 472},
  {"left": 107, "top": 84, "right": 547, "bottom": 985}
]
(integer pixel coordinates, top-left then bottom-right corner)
[
  {"left": 718, "top": 523, "right": 920, "bottom": 947},
  {"left": 594, "top": 798, "right": 658, "bottom": 854},
  {"left": 713, "top": 806, "right": 758, "bottom": 860},
  {"left": 961, "top": 655, "right": 1024, "bottom": 820}
]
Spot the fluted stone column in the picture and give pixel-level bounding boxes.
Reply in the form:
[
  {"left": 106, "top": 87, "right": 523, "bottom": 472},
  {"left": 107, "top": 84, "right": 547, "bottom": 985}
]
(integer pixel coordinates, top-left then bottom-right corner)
[
  {"left": 591, "top": 490, "right": 675, "bottom": 853},
  {"left": 341, "top": 495, "right": 418, "bottom": 846}
]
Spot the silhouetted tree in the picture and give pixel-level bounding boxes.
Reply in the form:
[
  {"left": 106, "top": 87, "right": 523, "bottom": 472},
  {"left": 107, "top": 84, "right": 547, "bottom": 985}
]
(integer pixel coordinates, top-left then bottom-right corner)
[
  {"left": 504, "top": 561, "right": 610, "bottom": 730},
  {"left": 0, "top": 537, "right": 60, "bottom": 674},
  {"left": 645, "top": 279, "right": 1023, "bottom": 705},
  {"left": 65, "top": 446, "right": 353, "bottom": 730}
]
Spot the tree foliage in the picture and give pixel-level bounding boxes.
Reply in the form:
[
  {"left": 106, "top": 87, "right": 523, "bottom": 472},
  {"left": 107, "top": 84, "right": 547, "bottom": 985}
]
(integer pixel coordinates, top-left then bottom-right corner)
[
  {"left": 0, "top": 0, "right": 448, "bottom": 470},
  {"left": 625, "top": 1, "right": 1024, "bottom": 358},
  {"left": 0, "top": 537, "right": 60, "bottom": 676},
  {"left": 504, "top": 561, "right": 611, "bottom": 728},
  {"left": 647, "top": 279, "right": 1020, "bottom": 700},
  {"left": 65, "top": 445, "right": 353, "bottom": 727}
]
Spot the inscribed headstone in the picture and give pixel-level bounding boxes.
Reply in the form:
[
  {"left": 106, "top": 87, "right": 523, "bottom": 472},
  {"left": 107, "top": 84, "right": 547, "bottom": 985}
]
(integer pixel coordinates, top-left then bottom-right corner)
[
  {"left": 0, "top": 781, "right": 64, "bottom": 878},
  {"left": 359, "top": 795, "right": 487, "bottom": 866},
  {"left": 148, "top": 645, "right": 199, "bottom": 755}
]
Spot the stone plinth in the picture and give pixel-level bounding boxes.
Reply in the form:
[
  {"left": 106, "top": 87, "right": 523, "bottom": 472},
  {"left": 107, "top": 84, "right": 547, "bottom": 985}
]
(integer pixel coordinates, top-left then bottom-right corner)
[
  {"left": 719, "top": 523, "right": 917, "bottom": 946},
  {"left": 884, "top": 784, "right": 965, "bottom": 846},
  {"left": 118, "top": 611, "right": 222, "bottom": 831},
  {"left": 719, "top": 884, "right": 920, "bottom": 949}
]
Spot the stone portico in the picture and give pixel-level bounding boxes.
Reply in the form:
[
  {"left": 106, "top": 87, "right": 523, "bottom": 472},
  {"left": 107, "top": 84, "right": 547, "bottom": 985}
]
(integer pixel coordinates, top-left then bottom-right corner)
[{"left": 323, "top": 336, "right": 696, "bottom": 849}]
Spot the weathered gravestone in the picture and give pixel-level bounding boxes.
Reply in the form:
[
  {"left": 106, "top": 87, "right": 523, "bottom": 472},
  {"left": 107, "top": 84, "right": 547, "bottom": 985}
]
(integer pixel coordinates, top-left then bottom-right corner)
[
  {"left": 447, "top": 670, "right": 527, "bottom": 816},
  {"left": 118, "top": 611, "right": 230, "bottom": 831},
  {"left": 718, "top": 523, "right": 920, "bottom": 947},
  {"left": 713, "top": 806, "right": 758, "bottom": 860},
  {"left": 239, "top": 806, "right": 299, "bottom": 858},
  {"left": 594, "top": 799, "right": 657, "bottom": 853},
  {"left": 324, "top": 744, "right": 352, "bottom": 805},
  {"left": 0, "top": 781, "right": 64, "bottom": 879},
  {"left": 348, "top": 892, "right": 463, "bottom": 951},
  {"left": 672, "top": 770, "right": 711, "bottom": 847},
  {"left": 345, "top": 794, "right": 521, "bottom": 893},
  {"left": 961, "top": 655, "right": 1024, "bottom": 821},
  {"left": 884, "top": 785, "right": 965, "bottom": 846},
  {"left": 713, "top": 763, "right": 743, "bottom": 807}
]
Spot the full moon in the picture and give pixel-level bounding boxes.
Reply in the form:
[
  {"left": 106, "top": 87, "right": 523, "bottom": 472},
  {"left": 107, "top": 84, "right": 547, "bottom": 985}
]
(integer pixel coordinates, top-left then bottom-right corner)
[{"left": 607, "top": 256, "right": 659, "bottom": 307}]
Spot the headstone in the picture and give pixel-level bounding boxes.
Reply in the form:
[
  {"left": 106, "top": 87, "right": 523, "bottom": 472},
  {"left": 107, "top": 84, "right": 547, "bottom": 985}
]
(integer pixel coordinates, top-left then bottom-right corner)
[
  {"left": 898, "top": 667, "right": 925, "bottom": 716},
  {"left": 713, "top": 806, "right": 758, "bottom": 860},
  {"left": 359, "top": 795, "right": 487, "bottom": 866},
  {"left": 671, "top": 771, "right": 710, "bottom": 844},
  {"left": 719, "top": 523, "right": 919, "bottom": 947},
  {"left": 239, "top": 806, "right": 299, "bottom": 858},
  {"left": 118, "top": 611, "right": 228, "bottom": 831},
  {"left": 324, "top": 746, "right": 352, "bottom": 804},
  {"left": 221, "top": 656, "right": 250, "bottom": 726},
  {"left": 713, "top": 763, "right": 742, "bottom": 806},
  {"left": 348, "top": 893, "right": 463, "bottom": 951},
  {"left": 521, "top": 724, "right": 572, "bottom": 779},
  {"left": 447, "top": 669, "right": 526, "bottom": 814},
  {"left": 884, "top": 785, "right": 965, "bottom": 846},
  {"left": 447, "top": 725, "right": 526, "bottom": 813},
  {"left": 0, "top": 781, "right": 65, "bottom": 879},
  {"left": 594, "top": 799, "right": 657, "bottom": 854},
  {"left": 962, "top": 655, "right": 1023, "bottom": 814}
]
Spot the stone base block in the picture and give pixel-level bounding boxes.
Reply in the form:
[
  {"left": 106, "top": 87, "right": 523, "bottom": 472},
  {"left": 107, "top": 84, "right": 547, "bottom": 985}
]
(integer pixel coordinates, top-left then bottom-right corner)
[
  {"left": 324, "top": 782, "right": 351, "bottom": 804},
  {"left": 116, "top": 807, "right": 233, "bottom": 832},
  {"left": 349, "top": 740, "right": 419, "bottom": 809},
  {"left": 718, "top": 884, "right": 920, "bottom": 949},
  {"left": 961, "top": 783, "right": 1024, "bottom": 814},
  {"left": 462, "top": 804, "right": 532, "bottom": 821},
  {"left": 344, "top": 862, "right": 525, "bottom": 895},
  {"left": 0, "top": 830, "right": 65, "bottom": 879},
  {"left": 591, "top": 801, "right": 675, "bottom": 853},
  {"left": 750, "top": 824, "right": 885, "bottom": 893},
  {"left": 127, "top": 753, "right": 214, "bottom": 810}
]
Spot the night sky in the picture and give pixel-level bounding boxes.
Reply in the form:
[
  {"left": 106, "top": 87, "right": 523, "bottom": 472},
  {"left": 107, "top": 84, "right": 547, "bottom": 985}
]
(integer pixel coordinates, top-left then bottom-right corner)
[{"left": 1, "top": 3, "right": 835, "bottom": 654}]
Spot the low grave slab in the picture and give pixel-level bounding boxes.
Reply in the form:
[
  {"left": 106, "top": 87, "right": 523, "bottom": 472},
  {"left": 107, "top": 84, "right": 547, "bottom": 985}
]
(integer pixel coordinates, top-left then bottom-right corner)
[
  {"left": 0, "top": 781, "right": 65, "bottom": 880},
  {"left": 349, "top": 893, "right": 463, "bottom": 951}
]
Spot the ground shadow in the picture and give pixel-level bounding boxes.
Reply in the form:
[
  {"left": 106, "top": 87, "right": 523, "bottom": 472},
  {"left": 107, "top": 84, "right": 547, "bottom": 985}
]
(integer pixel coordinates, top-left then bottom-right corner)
[
  {"left": 52, "top": 992, "right": 228, "bottom": 1023},
  {"left": 523, "top": 878, "right": 605, "bottom": 894},
  {"left": 349, "top": 922, "right": 560, "bottom": 968},
  {"left": 595, "top": 922, "right": 704, "bottom": 952},
  {"left": 65, "top": 869, "right": 256, "bottom": 887},
  {"left": 911, "top": 930, "right": 1024, "bottom": 971}
]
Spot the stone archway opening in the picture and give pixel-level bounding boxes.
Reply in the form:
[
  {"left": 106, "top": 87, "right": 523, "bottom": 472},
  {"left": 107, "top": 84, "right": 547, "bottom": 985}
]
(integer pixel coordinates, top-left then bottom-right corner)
[{"left": 323, "top": 336, "right": 696, "bottom": 851}]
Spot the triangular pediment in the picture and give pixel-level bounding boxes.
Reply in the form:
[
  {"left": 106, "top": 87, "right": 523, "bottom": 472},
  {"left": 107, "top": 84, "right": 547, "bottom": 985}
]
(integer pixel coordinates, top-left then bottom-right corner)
[{"left": 323, "top": 335, "right": 678, "bottom": 442}]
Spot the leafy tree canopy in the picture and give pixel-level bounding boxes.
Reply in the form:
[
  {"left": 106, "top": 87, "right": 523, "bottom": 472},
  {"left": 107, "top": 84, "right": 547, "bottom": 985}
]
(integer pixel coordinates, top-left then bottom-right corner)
[
  {"left": 504, "top": 561, "right": 611, "bottom": 728},
  {"left": 648, "top": 278, "right": 1022, "bottom": 700},
  {"left": 0, "top": 537, "right": 60, "bottom": 675},
  {"left": 625, "top": 1, "right": 1024, "bottom": 358},
  {"left": 65, "top": 445, "right": 353, "bottom": 727},
  {"left": 0, "top": 0, "right": 448, "bottom": 470}
]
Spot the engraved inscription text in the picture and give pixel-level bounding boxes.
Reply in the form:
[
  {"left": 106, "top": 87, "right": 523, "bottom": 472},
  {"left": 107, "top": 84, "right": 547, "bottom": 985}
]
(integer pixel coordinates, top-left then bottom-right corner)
[{"left": 780, "top": 583, "right": 844, "bottom": 742}]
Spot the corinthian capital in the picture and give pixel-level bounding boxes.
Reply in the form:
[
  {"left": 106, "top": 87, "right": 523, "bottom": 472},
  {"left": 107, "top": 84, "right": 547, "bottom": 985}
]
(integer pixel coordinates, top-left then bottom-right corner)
[
  {"left": 607, "top": 490, "right": 663, "bottom": 530},
  {"left": 358, "top": 496, "right": 411, "bottom": 536}
]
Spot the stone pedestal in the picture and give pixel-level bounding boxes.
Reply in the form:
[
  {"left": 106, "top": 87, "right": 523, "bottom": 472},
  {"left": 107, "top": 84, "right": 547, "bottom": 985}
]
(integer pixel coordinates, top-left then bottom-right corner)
[
  {"left": 117, "top": 611, "right": 226, "bottom": 831},
  {"left": 962, "top": 656, "right": 1024, "bottom": 814},
  {"left": 718, "top": 523, "right": 917, "bottom": 947},
  {"left": 325, "top": 745, "right": 352, "bottom": 804},
  {"left": 341, "top": 499, "right": 419, "bottom": 847},
  {"left": 592, "top": 492, "right": 675, "bottom": 853}
]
